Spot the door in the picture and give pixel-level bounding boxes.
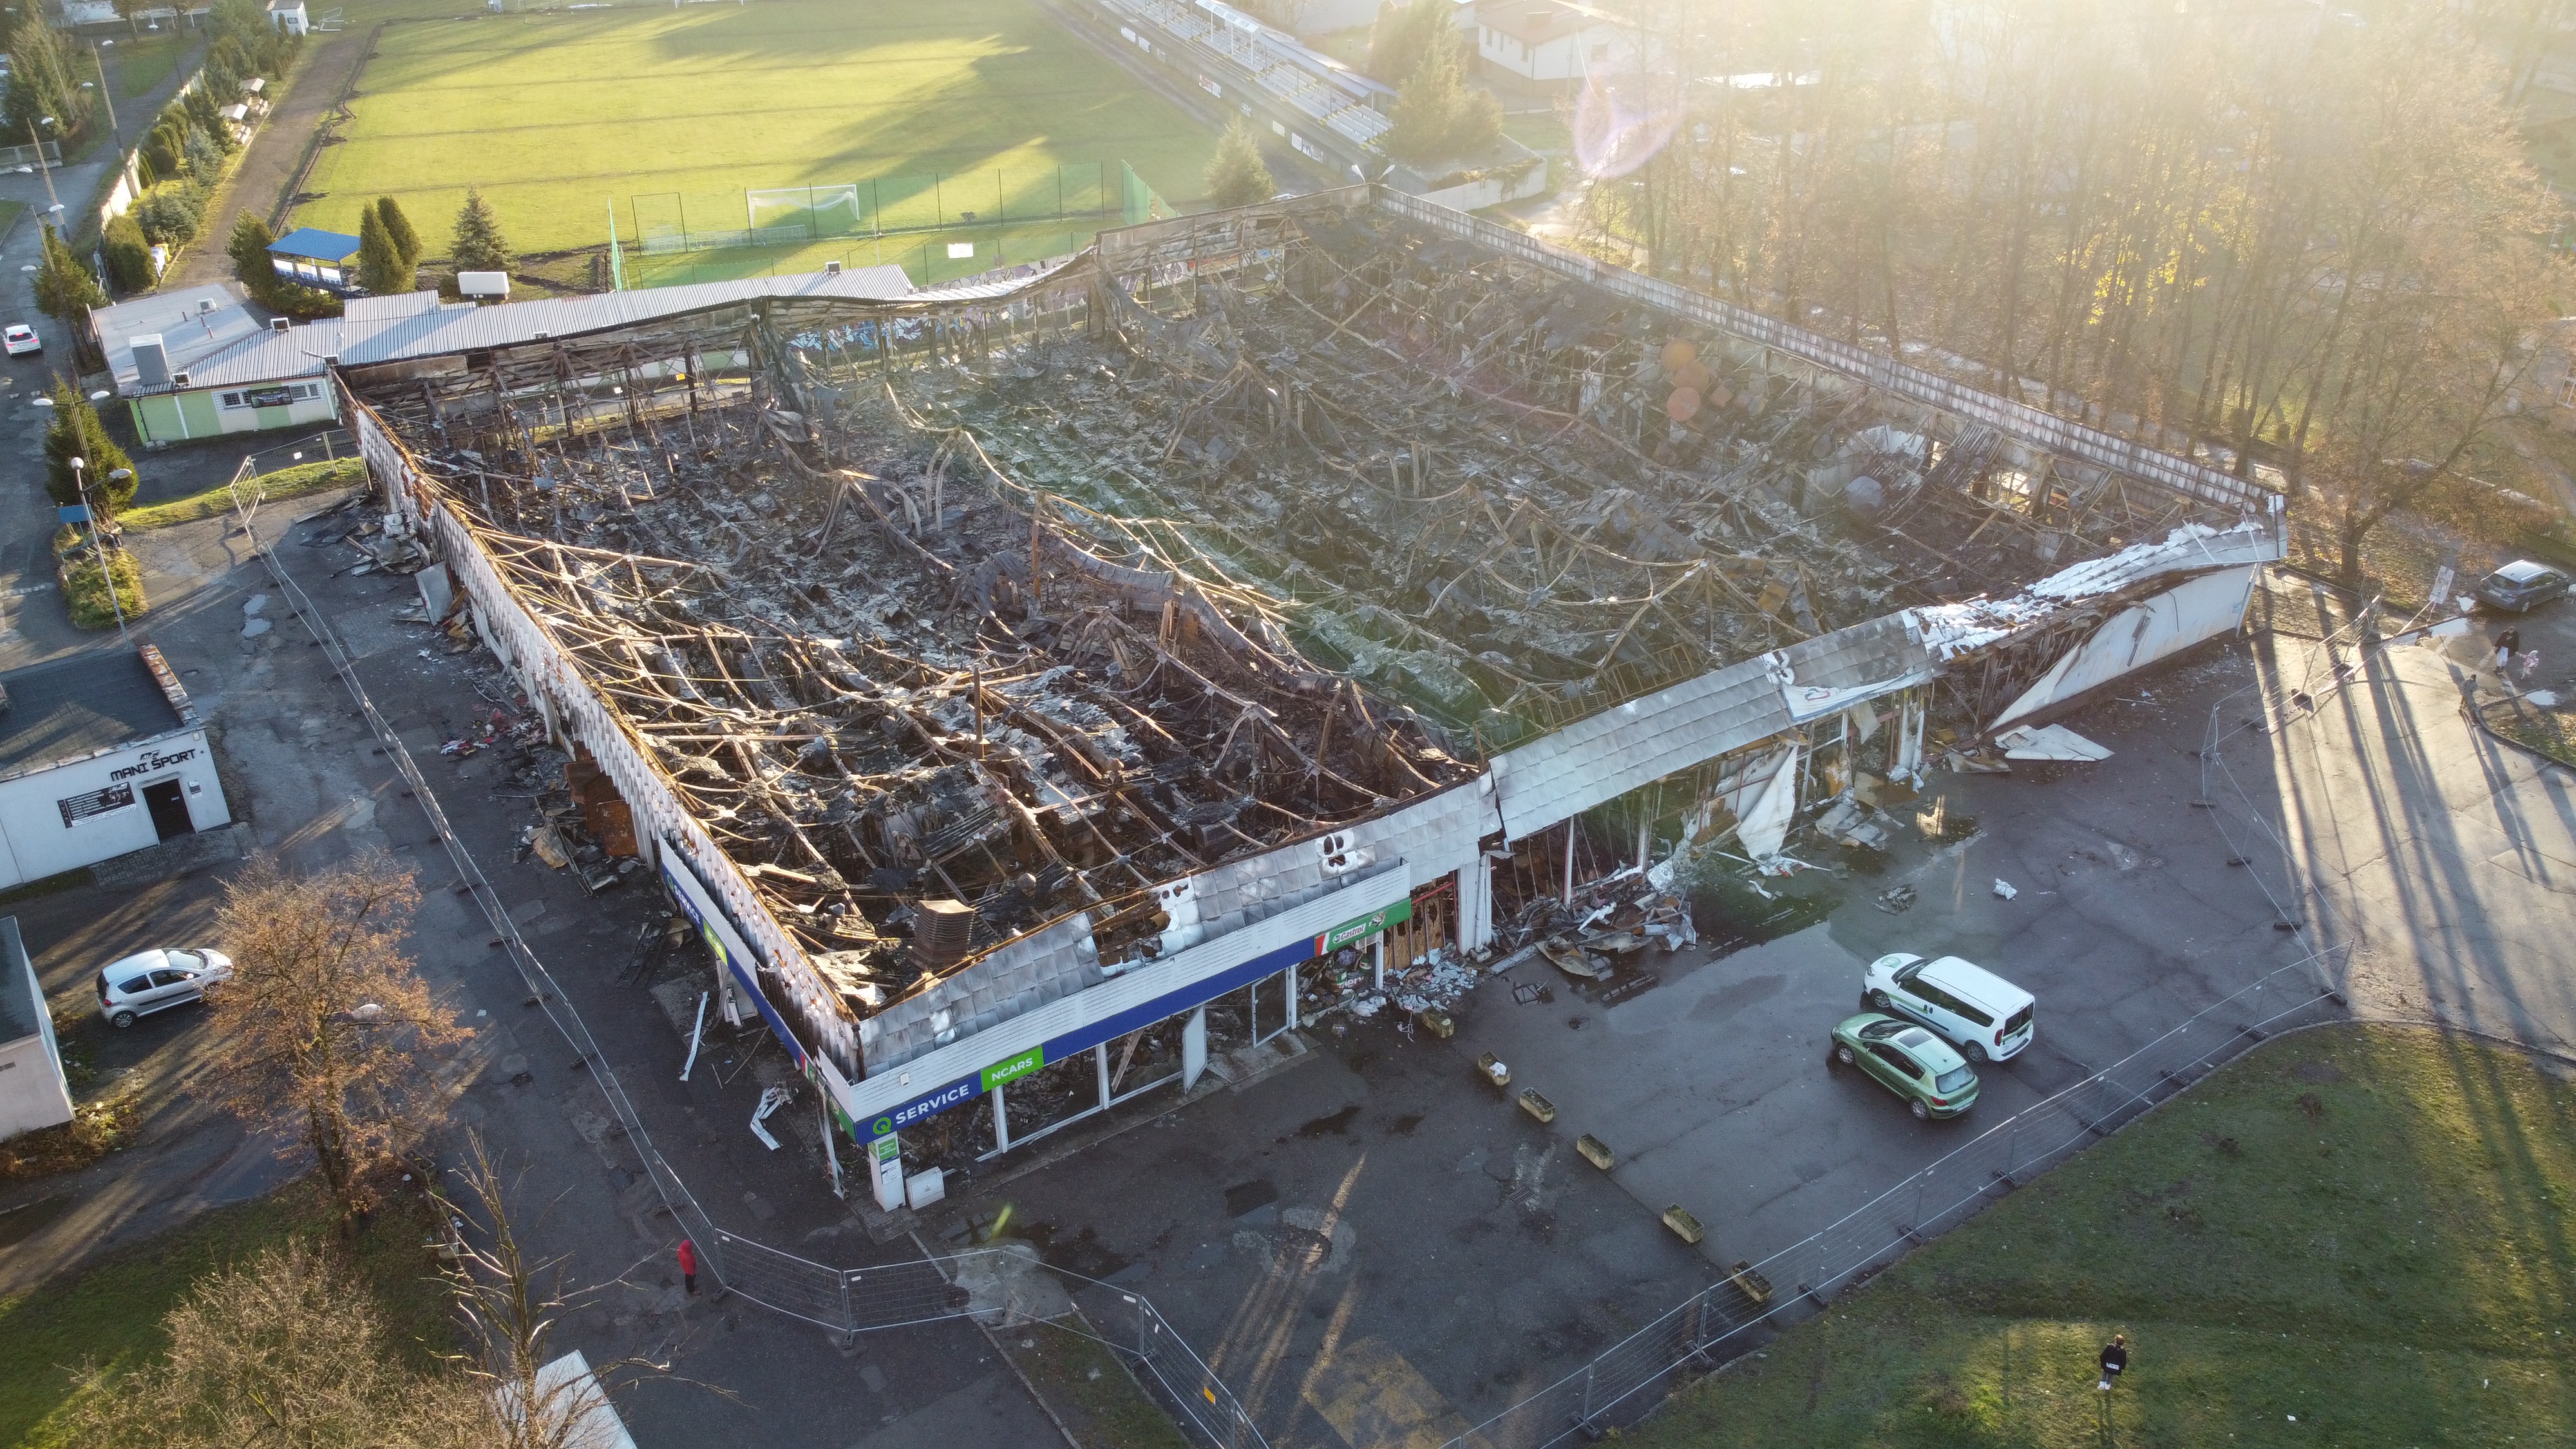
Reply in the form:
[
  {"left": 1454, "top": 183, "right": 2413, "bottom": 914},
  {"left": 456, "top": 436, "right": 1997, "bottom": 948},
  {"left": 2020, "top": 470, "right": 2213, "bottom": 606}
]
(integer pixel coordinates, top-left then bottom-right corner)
[
  {"left": 144, "top": 969, "right": 194, "bottom": 1011},
  {"left": 142, "top": 779, "right": 193, "bottom": 841},
  {"left": 1864, "top": 1042, "right": 1920, "bottom": 1094},
  {"left": 1903, "top": 980, "right": 1966, "bottom": 1042}
]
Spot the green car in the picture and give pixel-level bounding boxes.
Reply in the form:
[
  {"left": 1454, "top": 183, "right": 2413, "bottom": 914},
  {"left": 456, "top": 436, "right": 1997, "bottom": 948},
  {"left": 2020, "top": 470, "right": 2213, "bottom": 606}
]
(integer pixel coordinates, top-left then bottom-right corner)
[{"left": 1830, "top": 1012, "right": 1981, "bottom": 1121}]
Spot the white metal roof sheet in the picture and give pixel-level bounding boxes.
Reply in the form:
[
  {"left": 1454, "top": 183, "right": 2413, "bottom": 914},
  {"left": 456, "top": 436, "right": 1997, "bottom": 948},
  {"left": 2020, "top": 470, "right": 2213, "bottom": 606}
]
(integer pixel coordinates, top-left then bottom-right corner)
[
  {"left": 859, "top": 909, "right": 1101, "bottom": 1077},
  {"left": 1490, "top": 657, "right": 1788, "bottom": 840}
]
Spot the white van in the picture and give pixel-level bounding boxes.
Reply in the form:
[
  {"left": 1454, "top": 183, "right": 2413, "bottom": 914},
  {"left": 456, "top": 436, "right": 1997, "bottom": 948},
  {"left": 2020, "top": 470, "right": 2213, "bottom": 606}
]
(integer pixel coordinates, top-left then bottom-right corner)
[{"left": 1862, "top": 952, "right": 2035, "bottom": 1063}]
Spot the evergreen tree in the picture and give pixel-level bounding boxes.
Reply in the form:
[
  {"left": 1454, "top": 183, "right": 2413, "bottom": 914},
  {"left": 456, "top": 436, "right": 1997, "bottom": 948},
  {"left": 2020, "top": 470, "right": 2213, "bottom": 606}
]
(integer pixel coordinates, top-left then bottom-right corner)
[
  {"left": 450, "top": 188, "right": 511, "bottom": 274},
  {"left": 44, "top": 378, "right": 139, "bottom": 513},
  {"left": 228, "top": 211, "right": 278, "bottom": 288},
  {"left": 184, "top": 126, "right": 224, "bottom": 186},
  {"left": 1383, "top": 40, "right": 1499, "bottom": 165},
  {"left": 356, "top": 204, "right": 412, "bottom": 294},
  {"left": 375, "top": 196, "right": 422, "bottom": 269},
  {"left": 102, "top": 214, "right": 153, "bottom": 292},
  {"left": 1205, "top": 116, "right": 1277, "bottom": 209},
  {"left": 200, "top": 57, "right": 239, "bottom": 107},
  {"left": 33, "top": 223, "right": 104, "bottom": 322},
  {"left": 142, "top": 118, "right": 185, "bottom": 180},
  {"left": 1365, "top": 0, "right": 1452, "bottom": 85},
  {"left": 3, "top": 12, "right": 86, "bottom": 144},
  {"left": 183, "top": 85, "right": 234, "bottom": 151}
]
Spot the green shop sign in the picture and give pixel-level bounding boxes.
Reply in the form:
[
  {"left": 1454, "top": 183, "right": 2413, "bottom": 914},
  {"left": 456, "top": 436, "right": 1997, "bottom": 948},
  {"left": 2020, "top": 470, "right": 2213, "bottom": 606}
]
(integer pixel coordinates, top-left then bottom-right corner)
[
  {"left": 980, "top": 1045, "right": 1045, "bottom": 1092},
  {"left": 1314, "top": 897, "right": 1413, "bottom": 956}
]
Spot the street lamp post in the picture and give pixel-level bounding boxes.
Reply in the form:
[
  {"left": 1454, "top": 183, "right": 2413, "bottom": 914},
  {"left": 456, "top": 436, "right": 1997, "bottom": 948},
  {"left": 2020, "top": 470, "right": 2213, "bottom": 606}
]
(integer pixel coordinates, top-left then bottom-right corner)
[
  {"left": 26, "top": 117, "right": 59, "bottom": 211},
  {"left": 69, "top": 456, "right": 133, "bottom": 649},
  {"left": 83, "top": 70, "right": 117, "bottom": 139},
  {"left": 93, "top": 43, "right": 118, "bottom": 138}
]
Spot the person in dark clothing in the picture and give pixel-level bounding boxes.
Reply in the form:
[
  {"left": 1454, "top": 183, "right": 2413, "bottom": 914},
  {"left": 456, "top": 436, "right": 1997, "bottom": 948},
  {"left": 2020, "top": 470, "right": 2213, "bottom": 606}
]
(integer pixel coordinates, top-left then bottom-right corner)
[
  {"left": 677, "top": 1237, "right": 699, "bottom": 1296},
  {"left": 2497, "top": 627, "right": 2523, "bottom": 672},
  {"left": 2099, "top": 1332, "right": 2128, "bottom": 1390}
]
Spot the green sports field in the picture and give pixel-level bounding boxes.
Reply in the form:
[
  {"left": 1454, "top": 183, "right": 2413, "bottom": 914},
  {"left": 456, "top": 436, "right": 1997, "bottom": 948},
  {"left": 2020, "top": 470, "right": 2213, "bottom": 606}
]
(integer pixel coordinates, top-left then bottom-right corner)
[{"left": 294, "top": 0, "right": 1217, "bottom": 267}]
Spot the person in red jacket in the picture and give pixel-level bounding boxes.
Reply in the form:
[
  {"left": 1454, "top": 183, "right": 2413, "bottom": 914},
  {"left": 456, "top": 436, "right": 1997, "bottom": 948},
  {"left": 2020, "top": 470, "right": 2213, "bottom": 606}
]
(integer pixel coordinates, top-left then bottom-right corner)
[{"left": 676, "top": 1238, "right": 698, "bottom": 1296}]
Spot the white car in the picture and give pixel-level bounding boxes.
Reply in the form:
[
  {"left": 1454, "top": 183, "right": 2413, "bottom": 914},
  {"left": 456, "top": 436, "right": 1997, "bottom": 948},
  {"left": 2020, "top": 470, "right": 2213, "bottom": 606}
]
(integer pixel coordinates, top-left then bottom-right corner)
[
  {"left": 2, "top": 323, "right": 39, "bottom": 357},
  {"left": 1862, "top": 952, "right": 2035, "bottom": 1063},
  {"left": 96, "top": 947, "right": 234, "bottom": 1028}
]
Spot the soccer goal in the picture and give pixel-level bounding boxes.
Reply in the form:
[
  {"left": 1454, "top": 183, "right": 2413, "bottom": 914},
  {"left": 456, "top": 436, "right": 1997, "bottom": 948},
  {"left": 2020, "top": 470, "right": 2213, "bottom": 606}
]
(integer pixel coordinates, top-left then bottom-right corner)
[{"left": 746, "top": 185, "right": 864, "bottom": 243}]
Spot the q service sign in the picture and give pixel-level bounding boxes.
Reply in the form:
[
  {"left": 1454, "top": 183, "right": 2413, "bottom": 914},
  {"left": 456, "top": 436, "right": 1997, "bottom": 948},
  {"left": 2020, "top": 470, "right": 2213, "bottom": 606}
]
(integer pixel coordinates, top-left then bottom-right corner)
[{"left": 866, "top": 1045, "right": 1047, "bottom": 1142}]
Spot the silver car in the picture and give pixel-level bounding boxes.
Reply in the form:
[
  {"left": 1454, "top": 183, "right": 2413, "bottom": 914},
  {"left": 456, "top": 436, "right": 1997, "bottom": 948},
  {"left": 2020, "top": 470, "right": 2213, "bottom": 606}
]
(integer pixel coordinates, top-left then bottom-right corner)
[{"left": 96, "top": 948, "right": 234, "bottom": 1028}]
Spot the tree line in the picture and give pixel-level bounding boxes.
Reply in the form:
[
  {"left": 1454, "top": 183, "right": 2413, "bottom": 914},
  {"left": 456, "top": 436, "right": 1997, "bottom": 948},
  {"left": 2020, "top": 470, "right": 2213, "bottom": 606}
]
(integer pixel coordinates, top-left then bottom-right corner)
[{"left": 1588, "top": 0, "right": 2568, "bottom": 580}]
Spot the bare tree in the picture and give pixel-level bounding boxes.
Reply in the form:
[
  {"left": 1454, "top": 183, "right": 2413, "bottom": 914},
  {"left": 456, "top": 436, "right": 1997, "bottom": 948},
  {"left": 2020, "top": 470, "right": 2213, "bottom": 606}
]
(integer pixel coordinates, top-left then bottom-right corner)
[
  {"left": 432, "top": 1132, "right": 724, "bottom": 1448},
  {"left": 205, "top": 852, "right": 469, "bottom": 1220},
  {"left": 60, "top": 1240, "right": 470, "bottom": 1449}
]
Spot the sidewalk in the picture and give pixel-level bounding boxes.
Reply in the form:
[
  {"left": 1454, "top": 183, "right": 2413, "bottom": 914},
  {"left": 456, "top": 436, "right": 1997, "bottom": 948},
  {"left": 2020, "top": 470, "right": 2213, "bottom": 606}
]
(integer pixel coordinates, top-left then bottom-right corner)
[{"left": 2227, "top": 616, "right": 2576, "bottom": 1060}]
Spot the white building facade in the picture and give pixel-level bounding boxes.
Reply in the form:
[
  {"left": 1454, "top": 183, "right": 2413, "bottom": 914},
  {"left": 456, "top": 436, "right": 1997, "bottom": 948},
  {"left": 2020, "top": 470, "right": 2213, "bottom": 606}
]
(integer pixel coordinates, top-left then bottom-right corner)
[{"left": 0, "top": 646, "right": 232, "bottom": 889}]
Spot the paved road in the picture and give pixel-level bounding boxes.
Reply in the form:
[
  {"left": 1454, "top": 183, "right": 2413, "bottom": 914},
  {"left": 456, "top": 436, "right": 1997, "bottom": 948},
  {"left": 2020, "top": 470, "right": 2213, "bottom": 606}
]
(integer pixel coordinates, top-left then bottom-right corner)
[
  {"left": 166, "top": 24, "right": 371, "bottom": 289},
  {"left": 0, "top": 39, "right": 210, "bottom": 667}
]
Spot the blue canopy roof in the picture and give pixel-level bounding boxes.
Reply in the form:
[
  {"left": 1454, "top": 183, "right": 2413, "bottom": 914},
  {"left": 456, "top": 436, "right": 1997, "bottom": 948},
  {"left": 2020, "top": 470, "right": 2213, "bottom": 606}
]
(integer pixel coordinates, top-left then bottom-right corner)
[{"left": 267, "top": 227, "right": 362, "bottom": 261}]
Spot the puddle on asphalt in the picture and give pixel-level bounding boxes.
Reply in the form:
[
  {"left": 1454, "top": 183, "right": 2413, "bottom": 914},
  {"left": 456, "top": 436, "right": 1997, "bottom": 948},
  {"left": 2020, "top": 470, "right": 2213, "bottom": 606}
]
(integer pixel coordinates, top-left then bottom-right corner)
[
  {"left": 1294, "top": 1104, "right": 1360, "bottom": 1139},
  {"left": 1691, "top": 877, "right": 1838, "bottom": 960},
  {"left": 1012, "top": 1218, "right": 1133, "bottom": 1282}
]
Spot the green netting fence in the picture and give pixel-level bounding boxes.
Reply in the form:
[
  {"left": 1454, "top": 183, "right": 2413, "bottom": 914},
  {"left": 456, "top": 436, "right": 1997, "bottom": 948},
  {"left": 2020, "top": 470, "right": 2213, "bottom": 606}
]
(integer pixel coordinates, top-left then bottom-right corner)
[{"left": 620, "top": 162, "right": 1171, "bottom": 288}]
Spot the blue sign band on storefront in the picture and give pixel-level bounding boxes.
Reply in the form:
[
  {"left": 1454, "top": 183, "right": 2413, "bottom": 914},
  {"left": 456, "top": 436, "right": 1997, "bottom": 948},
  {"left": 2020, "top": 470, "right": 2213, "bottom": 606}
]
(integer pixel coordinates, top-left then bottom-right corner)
[
  {"left": 865, "top": 931, "right": 1320, "bottom": 1139},
  {"left": 663, "top": 855, "right": 807, "bottom": 1074}
]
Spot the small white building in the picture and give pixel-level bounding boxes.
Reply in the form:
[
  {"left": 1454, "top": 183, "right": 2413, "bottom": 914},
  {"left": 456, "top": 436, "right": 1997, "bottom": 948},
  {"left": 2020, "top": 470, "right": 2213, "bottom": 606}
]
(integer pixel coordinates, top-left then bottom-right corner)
[
  {"left": 1474, "top": 0, "right": 1649, "bottom": 89},
  {"left": 0, "top": 645, "right": 232, "bottom": 889},
  {"left": 266, "top": 0, "right": 308, "bottom": 34},
  {"left": 0, "top": 917, "right": 73, "bottom": 1142}
]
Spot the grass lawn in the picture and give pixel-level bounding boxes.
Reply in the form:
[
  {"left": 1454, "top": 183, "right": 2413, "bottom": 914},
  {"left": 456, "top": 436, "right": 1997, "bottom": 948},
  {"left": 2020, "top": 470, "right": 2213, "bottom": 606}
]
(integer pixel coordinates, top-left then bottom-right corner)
[
  {"left": 997, "top": 1313, "right": 1192, "bottom": 1449},
  {"left": 0, "top": 1176, "right": 455, "bottom": 1448},
  {"left": 1631, "top": 1025, "right": 2576, "bottom": 1448},
  {"left": 117, "top": 456, "right": 366, "bottom": 531},
  {"left": 296, "top": 0, "right": 1220, "bottom": 259},
  {"left": 105, "top": 35, "right": 189, "bottom": 101},
  {"left": 56, "top": 548, "right": 144, "bottom": 632}
]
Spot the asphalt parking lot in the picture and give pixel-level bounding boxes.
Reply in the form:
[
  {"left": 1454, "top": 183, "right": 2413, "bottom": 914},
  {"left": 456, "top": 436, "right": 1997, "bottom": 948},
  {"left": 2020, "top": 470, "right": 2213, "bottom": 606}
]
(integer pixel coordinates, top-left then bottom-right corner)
[{"left": 949, "top": 630, "right": 2318, "bottom": 1447}]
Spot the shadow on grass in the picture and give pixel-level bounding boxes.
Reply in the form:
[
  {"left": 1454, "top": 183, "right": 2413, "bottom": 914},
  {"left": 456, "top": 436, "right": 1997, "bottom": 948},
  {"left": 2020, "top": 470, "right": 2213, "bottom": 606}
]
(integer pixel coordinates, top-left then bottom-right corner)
[
  {"left": 1627, "top": 1025, "right": 2576, "bottom": 1448},
  {"left": 0, "top": 1174, "right": 455, "bottom": 1448}
]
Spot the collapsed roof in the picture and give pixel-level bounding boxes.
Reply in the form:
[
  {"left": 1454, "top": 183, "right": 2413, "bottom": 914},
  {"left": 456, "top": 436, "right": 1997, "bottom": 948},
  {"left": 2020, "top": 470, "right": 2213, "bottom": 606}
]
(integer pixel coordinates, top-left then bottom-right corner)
[{"left": 344, "top": 187, "right": 2271, "bottom": 1054}]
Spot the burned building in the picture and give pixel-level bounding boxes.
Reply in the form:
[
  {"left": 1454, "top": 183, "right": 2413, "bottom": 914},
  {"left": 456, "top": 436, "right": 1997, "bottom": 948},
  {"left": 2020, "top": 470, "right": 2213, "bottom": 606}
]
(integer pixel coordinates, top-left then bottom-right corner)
[{"left": 332, "top": 187, "right": 2279, "bottom": 1209}]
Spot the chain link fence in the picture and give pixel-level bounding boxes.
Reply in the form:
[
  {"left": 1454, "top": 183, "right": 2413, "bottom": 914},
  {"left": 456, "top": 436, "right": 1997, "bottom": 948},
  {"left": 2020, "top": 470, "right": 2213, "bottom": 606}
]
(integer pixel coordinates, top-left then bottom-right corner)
[{"left": 242, "top": 482, "right": 1264, "bottom": 1449}]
